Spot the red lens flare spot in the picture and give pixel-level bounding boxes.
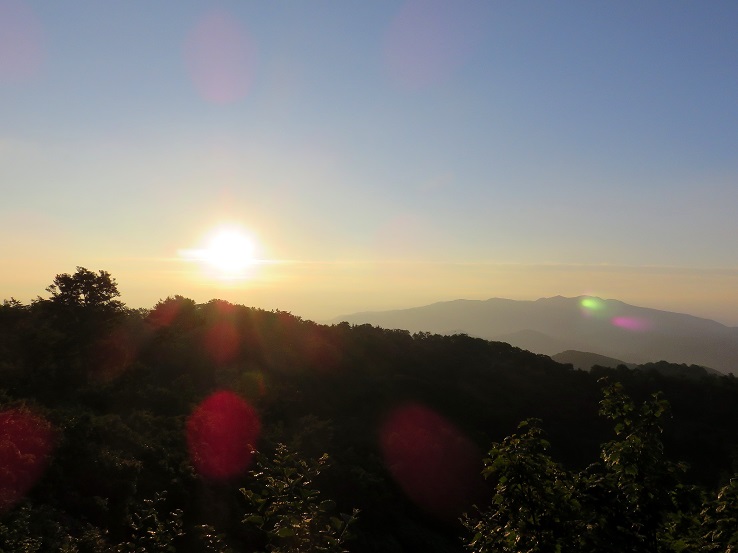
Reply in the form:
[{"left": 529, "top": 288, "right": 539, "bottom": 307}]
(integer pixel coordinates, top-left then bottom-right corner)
[
  {"left": 0, "top": 408, "right": 55, "bottom": 513},
  {"left": 380, "top": 403, "right": 482, "bottom": 520},
  {"left": 187, "top": 391, "right": 260, "bottom": 480}
]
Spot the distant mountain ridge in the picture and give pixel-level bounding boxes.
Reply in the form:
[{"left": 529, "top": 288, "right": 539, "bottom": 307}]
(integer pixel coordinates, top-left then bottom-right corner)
[
  {"left": 331, "top": 296, "right": 738, "bottom": 374},
  {"left": 551, "top": 350, "right": 636, "bottom": 371}
]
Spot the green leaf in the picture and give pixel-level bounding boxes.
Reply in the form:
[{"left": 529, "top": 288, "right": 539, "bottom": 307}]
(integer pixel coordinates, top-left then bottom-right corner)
[
  {"left": 275, "top": 526, "right": 295, "bottom": 538},
  {"left": 319, "top": 500, "right": 336, "bottom": 512},
  {"left": 243, "top": 515, "right": 264, "bottom": 526},
  {"left": 330, "top": 517, "right": 344, "bottom": 530}
]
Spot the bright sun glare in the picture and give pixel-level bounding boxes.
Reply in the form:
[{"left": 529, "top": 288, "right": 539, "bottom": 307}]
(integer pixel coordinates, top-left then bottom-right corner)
[
  {"left": 181, "top": 227, "right": 260, "bottom": 280},
  {"left": 204, "top": 230, "right": 256, "bottom": 273}
]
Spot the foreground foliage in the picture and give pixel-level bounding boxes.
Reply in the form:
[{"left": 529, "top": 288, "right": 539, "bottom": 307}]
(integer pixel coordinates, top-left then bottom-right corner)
[
  {"left": 241, "top": 444, "right": 358, "bottom": 553},
  {"left": 3, "top": 268, "right": 738, "bottom": 552},
  {"left": 464, "top": 381, "right": 738, "bottom": 553}
]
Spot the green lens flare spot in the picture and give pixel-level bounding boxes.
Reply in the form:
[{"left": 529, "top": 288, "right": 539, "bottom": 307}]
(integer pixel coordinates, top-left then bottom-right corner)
[{"left": 580, "top": 297, "right": 604, "bottom": 311}]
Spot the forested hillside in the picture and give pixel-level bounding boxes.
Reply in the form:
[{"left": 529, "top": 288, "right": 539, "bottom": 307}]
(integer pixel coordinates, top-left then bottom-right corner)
[{"left": 2, "top": 268, "right": 738, "bottom": 552}]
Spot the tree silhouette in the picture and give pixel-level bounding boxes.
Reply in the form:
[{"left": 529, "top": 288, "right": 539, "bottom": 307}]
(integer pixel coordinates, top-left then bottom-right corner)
[{"left": 45, "top": 267, "right": 123, "bottom": 312}]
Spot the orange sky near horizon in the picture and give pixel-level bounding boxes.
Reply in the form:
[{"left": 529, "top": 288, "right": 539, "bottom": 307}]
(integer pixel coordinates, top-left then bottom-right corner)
[{"left": 3, "top": 254, "right": 738, "bottom": 327}]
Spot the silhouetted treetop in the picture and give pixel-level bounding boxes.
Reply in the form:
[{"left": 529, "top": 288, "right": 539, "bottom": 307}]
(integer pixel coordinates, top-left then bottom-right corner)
[{"left": 44, "top": 266, "right": 124, "bottom": 311}]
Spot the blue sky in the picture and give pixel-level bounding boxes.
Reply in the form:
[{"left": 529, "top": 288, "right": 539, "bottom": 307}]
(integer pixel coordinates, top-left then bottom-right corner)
[{"left": 2, "top": 1, "right": 737, "bottom": 324}]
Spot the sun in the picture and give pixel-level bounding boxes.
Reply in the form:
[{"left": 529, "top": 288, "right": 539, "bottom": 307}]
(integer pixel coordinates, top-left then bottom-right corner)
[
  {"left": 203, "top": 229, "right": 256, "bottom": 275},
  {"left": 181, "top": 226, "right": 260, "bottom": 280}
]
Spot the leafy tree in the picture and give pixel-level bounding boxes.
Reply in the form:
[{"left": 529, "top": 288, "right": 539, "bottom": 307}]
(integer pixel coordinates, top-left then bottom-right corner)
[
  {"left": 464, "top": 381, "right": 690, "bottom": 553},
  {"left": 195, "top": 524, "right": 231, "bottom": 553},
  {"left": 0, "top": 501, "right": 110, "bottom": 553},
  {"left": 116, "top": 492, "right": 184, "bottom": 553},
  {"left": 463, "top": 419, "right": 582, "bottom": 553},
  {"left": 147, "top": 296, "right": 199, "bottom": 330},
  {"left": 698, "top": 478, "right": 738, "bottom": 551},
  {"left": 240, "top": 444, "right": 358, "bottom": 553},
  {"left": 44, "top": 267, "right": 124, "bottom": 313},
  {"left": 0, "top": 502, "right": 42, "bottom": 553},
  {"left": 18, "top": 268, "right": 128, "bottom": 393},
  {"left": 579, "top": 381, "right": 685, "bottom": 553}
]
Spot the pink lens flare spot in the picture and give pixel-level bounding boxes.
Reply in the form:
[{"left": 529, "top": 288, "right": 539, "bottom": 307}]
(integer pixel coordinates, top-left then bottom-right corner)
[
  {"left": 0, "top": 0, "right": 45, "bottom": 83},
  {"left": 185, "top": 10, "right": 257, "bottom": 104},
  {"left": 380, "top": 403, "right": 482, "bottom": 520},
  {"left": 186, "top": 391, "right": 261, "bottom": 480},
  {"left": 0, "top": 408, "right": 55, "bottom": 513},
  {"left": 612, "top": 316, "right": 651, "bottom": 332},
  {"left": 383, "top": 0, "right": 483, "bottom": 90}
]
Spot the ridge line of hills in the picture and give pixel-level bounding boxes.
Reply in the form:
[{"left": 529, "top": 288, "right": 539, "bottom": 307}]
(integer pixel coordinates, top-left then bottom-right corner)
[{"left": 329, "top": 296, "right": 738, "bottom": 374}]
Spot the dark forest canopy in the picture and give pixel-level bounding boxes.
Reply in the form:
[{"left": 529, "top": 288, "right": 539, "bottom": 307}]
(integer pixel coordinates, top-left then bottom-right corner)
[{"left": 2, "top": 268, "right": 738, "bottom": 552}]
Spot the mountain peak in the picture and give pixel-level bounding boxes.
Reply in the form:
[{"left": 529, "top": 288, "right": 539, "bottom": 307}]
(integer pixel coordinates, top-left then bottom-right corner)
[{"left": 331, "top": 296, "right": 738, "bottom": 374}]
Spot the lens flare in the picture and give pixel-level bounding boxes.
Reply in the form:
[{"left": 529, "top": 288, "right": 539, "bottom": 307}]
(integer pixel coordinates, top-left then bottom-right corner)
[
  {"left": 579, "top": 297, "right": 652, "bottom": 331},
  {"left": 0, "top": 408, "right": 54, "bottom": 513},
  {"left": 382, "top": 0, "right": 483, "bottom": 90},
  {"left": 185, "top": 10, "right": 257, "bottom": 104},
  {"left": 580, "top": 297, "right": 605, "bottom": 311},
  {"left": 379, "top": 403, "right": 482, "bottom": 520},
  {"left": 612, "top": 316, "right": 651, "bottom": 332},
  {"left": 186, "top": 391, "right": 261, "bottom": 480},
  {"left": 0, "top": 0, "right": 45, "bottom": 83}
]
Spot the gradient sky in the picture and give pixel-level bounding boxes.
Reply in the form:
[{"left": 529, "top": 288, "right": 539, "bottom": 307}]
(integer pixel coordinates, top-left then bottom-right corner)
[{"left": 2, "top": 1, "right": 737, "bottom": 325}]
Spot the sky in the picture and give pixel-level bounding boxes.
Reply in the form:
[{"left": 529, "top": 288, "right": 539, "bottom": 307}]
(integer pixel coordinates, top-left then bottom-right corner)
[{"left": 2, "top": 1, "right": 737, "bottom": 325}]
